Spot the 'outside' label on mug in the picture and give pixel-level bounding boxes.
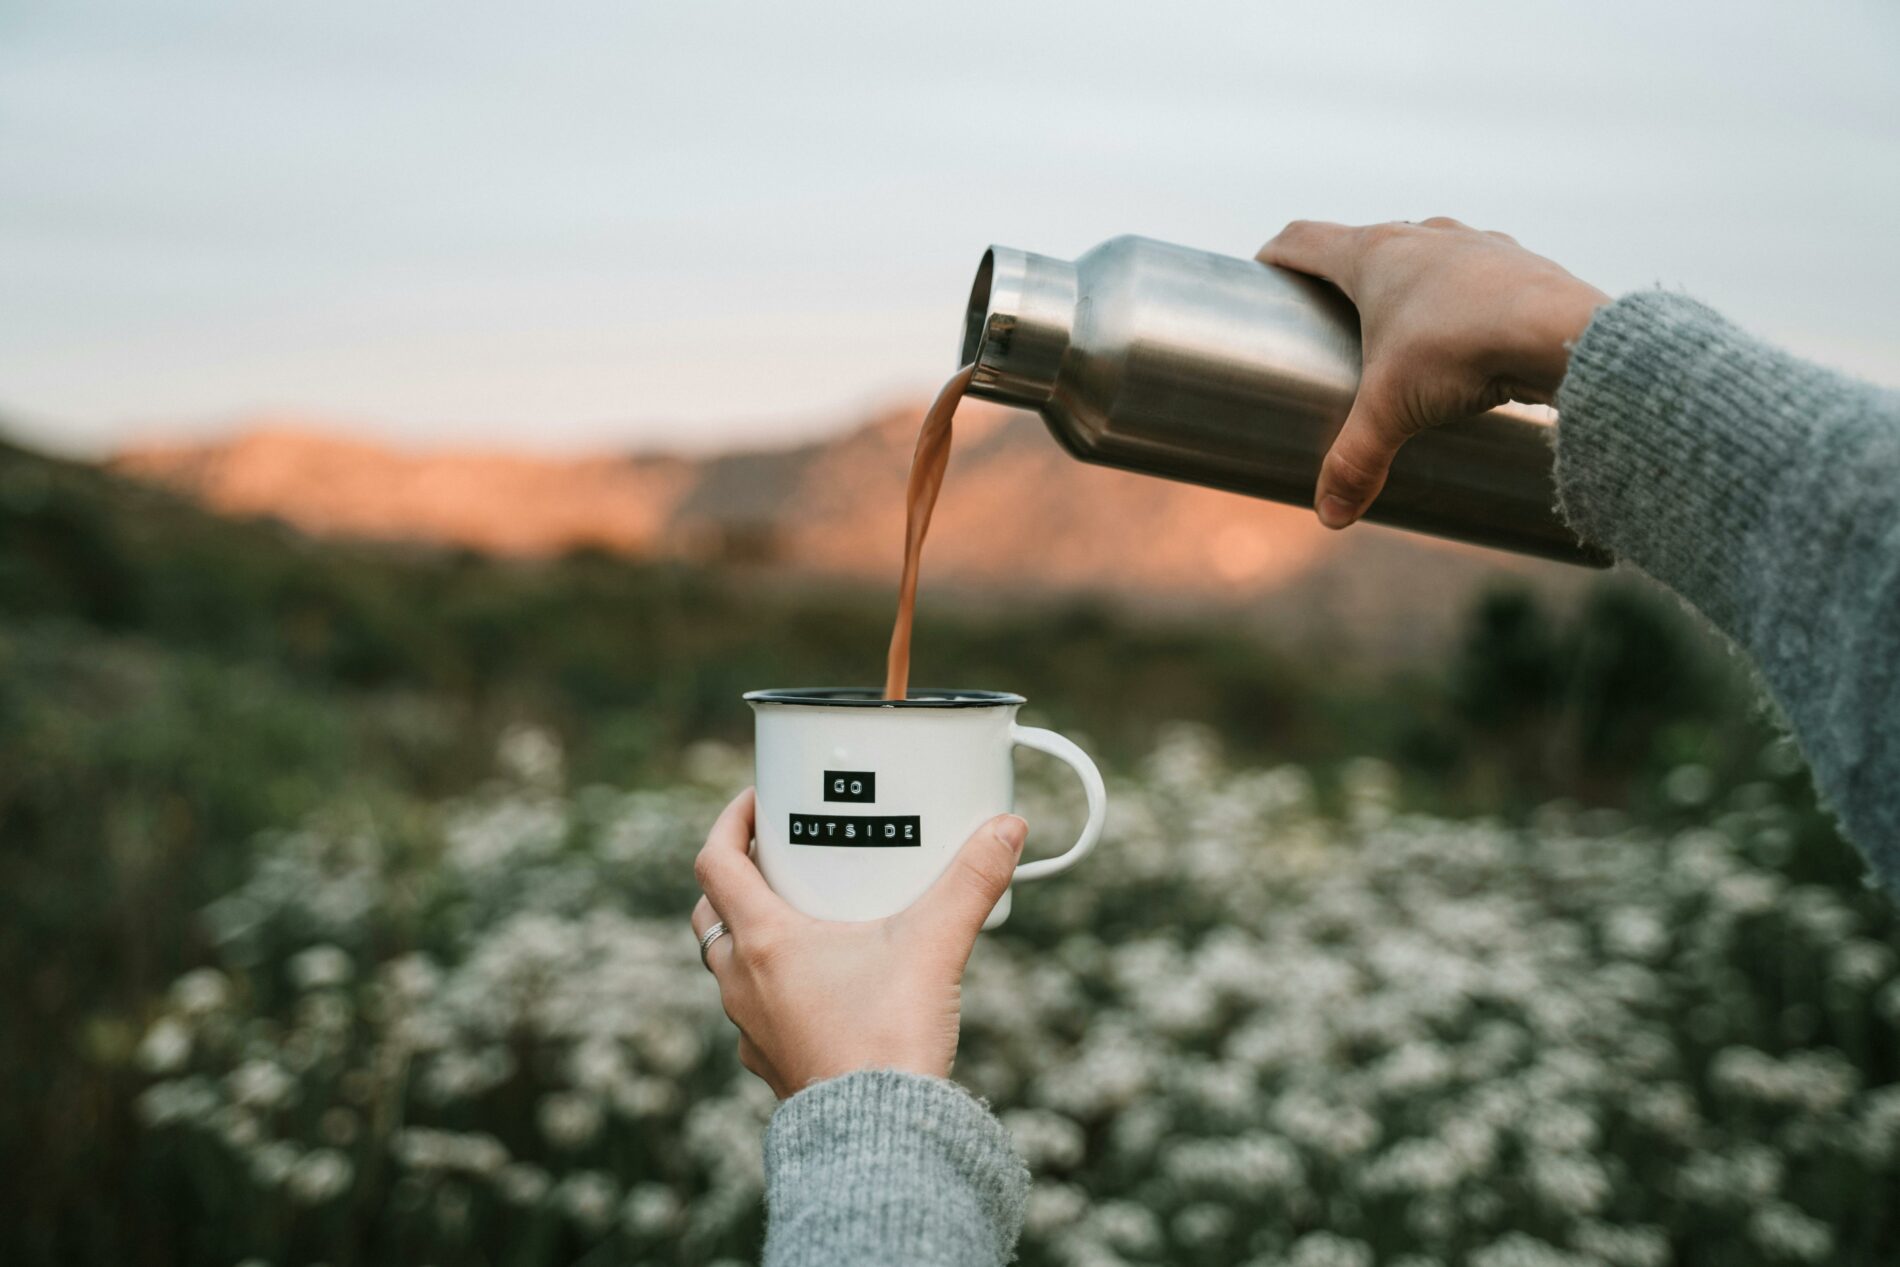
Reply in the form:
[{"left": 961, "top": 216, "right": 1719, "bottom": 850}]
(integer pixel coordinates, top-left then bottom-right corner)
[
  {"left": 823, "top": 770, "right": 876, "bottom": 803},
  {"left": 790, "top": 813, "right": 920, "bottom": 847}
]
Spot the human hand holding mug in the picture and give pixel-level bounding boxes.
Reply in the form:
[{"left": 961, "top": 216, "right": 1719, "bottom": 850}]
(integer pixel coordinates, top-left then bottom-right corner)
[
  {"left": 1258, "top": 217, "right": 1608, "bottom": 528},
  {"left": 690, "top": 789, "right": 1031, "bottom": 1095},
  {"left": 690, "top": 688, "right": 1106, "bottom": 1094}
]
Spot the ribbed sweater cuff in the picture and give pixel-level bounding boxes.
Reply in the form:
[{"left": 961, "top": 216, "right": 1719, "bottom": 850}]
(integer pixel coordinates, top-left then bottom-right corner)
[
  {"left": 1555, "top": 290, "right": 1806, "bottom": 632},
  {"left": 763, "top": 1070, "right": 1028, "bottom": 1267}
]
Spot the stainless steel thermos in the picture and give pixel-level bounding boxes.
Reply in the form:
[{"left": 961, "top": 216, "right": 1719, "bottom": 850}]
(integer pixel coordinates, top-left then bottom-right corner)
[{"left": 960, "top": 236, "right": 1605, "bottom": 566}]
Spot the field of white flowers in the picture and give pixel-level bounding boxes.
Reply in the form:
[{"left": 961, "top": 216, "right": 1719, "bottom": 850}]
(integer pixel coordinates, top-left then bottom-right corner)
[{"left": 133, "top": 725, "right": 1900, "bottom": 1267}]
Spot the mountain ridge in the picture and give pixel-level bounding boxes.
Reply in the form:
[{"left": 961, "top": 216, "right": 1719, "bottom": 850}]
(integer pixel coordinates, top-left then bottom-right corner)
[{"left": 111, "top": 402, "right": 1583, "bottom": 653}]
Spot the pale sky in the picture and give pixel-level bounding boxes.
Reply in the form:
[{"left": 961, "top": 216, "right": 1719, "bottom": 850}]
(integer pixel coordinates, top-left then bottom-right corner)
[{"left": 2, "top": 0, "right": 1896, "bottom": 457}]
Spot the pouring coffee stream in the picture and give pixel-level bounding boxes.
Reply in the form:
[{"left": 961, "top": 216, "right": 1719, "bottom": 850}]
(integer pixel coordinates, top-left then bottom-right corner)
[{"left": 882, "top": 363, "right": 973, "bottom": 701}]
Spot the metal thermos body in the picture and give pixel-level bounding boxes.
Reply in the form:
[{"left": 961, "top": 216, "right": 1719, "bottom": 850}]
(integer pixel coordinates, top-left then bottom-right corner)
[{"left": 960, "top": 235, "right": 1605, "bottom": 566}]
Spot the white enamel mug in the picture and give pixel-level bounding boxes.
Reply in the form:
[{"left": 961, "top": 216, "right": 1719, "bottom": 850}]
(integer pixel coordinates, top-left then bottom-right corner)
[{"left": 744, "top": 688, "right": 1106, "bottom": 929}]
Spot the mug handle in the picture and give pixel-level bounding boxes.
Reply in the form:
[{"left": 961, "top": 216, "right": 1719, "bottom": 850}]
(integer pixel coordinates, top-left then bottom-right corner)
[{"left": 1008, "top": 724, "right": 1107, "bottom": 882}]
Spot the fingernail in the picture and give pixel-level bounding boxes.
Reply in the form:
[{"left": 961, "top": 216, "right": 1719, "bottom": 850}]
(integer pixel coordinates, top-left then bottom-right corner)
[
  {"left": 1318, "top": 495, "right": 1358, "bottom": 529},
  {"left": 992, "top": 814, "right": 1027, "bottom": 852}
]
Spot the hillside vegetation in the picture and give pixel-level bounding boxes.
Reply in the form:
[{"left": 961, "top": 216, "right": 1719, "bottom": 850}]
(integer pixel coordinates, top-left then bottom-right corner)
[{"left": 0, "top": 431, "right": 1878, "bottom": 1265}]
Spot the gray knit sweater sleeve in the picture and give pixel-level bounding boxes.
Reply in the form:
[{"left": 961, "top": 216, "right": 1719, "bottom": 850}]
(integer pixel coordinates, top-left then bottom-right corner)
[
  {"left": 762, "top": 1069, "right": 1029, "bottom": 1266},
  {"left": 1555, "top": 290, "right": 1900, "bottom": 887}
]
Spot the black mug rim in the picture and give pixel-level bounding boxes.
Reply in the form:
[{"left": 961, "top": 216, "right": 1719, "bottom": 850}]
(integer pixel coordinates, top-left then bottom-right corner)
[{"left": 744, "top": 687, "right": 1026, "bottom": 710}]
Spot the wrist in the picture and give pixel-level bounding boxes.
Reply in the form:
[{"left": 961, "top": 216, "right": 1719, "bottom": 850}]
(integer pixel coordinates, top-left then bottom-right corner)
[
  {"left": 1541, "top": 277, "right": 1611, "bottom": 386},
  {"left": 1499, "top": 276, "right": 1610, "bottom": 399},
  {"left": 796, "top": 1051, "right": 949, "bottom": 1090},
  {"left": 1555, "top": 278, "right": 1611, "bottom": 342},
  {"left": 776, "top": 1025, "right": 953, "bottom": 1093}
]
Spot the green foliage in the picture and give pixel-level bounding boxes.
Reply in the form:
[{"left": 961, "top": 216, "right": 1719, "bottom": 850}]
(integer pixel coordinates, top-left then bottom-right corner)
[
  {"left": 0, "top": 431, "right": 1869, "bottom": 1265},
  {"left": 1443, "top": 583, "right": 1751, "bottom": 812}
]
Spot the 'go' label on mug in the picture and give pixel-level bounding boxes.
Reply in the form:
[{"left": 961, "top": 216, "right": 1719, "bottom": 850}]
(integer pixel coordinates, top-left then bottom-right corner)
[
  {"left": 824, "top": 770, "right": 875, "bottom": 802},
  {"left": 790, "top": 813, "right": 920, "bottom": 847}
]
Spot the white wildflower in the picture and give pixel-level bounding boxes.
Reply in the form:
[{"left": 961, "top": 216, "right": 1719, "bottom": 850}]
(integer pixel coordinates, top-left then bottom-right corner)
[
  {"left": 1526, "top": 1151, "right": 1609, "bottom": 1216},
  {"left": 1361, "top": 1136, "right": 1463, "bottom": 1197},
  {"left": 1024, "top": 1183, "right": 1088, "bottom": 1238},
  {"left": 557, "top": 1170, "right": 619, "bottom": 1232},
  {"left": 1171, "top": 1202, "right": 1232, "bottom": 1249},
  {"left": 622, "top": 1183, "right": 681, "bottom": 1236},
  {"left": 1285, "top": 1230, "right": 1375, "bottom": 1267},
  {"left": 1468, "top": 1233, "right": 1595, "bottom": 1267},
  {"left": 495, "top": 1162, "right": 552, "bottom": 1205},
  {"left": 1522, "top": 1104, "right": 1598, "bottom": 1153},
  {"left": 1602, "top": 907, "right": 1668, "bottom": 961},
  {"left": 289, "top": 944, "right": 353, "bottom": 991},
  {"left": 1003, "top": 1108, "right": 1086, "bottom": 1171},
  {"left": 251, "top": 1141, "right": 299, "bottom": 1187},
  {"left": 392, "top": 1127, "right": 508, "bottom": 1177},
  {"left": 172, "top": 968, "right": 232, "bottom": 1015},
  {"left": 1163, "top": 1133, "right": 1304, "bottom": 1195},
  {"left": 382, "top": 952, "right": 442, "bottom": 1000},
  {"left": 1831, "top": 939, "right": 1894, "bottom": 989},
  {"left": 1089, "top": 1199, "right": 1161, "bottom": 1257},
  {"left": 1710, "top": 1047, "right": 1859, "bottom": 1114},
  {"left": 1748, "top": 1202, "right": 1834, "bottom": 1262},
  {"left": 1271, "top": 1089, "right": 1380, "bottom": 1160},
  {"left": 228, "top": 1060, "right": 295, "bottom": 1110},
  {"left": 614, "top": 1076, "right": 680, "bottom": 1118},
  {"left": 641, "top": 1025, "right": 702, "bottom": 1076},
  {"left": 1662, "top": 764, "right": 1714, "bottom": 806},
  {"left": 287, "top": 1149, "right": 354, "bottom": 1205},
  {"left": 498, "top": 724, "right": 564, "bottom": 788},
  {"left": 137, "top": 1017, "right": 192, "bottom": 1074},
  {"left": 1571, "top": 1220, "right": 1670, "bottom": 1267},
  {"left": 538, "top": 1091, "right": 605, "bottom": 1149},
  {"left": 136, "top": 1077, "right": 219, "bottom": 1128}
]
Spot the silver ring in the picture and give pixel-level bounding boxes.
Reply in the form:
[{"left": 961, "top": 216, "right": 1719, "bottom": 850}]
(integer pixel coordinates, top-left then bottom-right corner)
[{"left": 698, "top": 921, "right": 729, "bottom": 969}]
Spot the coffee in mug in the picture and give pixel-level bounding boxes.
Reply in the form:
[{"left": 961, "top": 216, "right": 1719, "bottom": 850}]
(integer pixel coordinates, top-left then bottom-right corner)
[{"left": 744, "top": 688, "right": 1105, "bottom": 928}]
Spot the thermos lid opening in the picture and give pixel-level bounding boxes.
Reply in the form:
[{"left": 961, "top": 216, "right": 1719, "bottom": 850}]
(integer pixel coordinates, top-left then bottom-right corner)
[{"left": 961, "top": 245, "right": 1077, "bottom": 409}]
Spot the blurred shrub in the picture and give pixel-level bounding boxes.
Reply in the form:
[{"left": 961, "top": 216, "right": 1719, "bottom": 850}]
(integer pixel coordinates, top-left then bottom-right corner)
[
  {"left": 118, "top": 728, "right": 1899, "bottom": 1266},
  {"left": 0, "top": 432, "right": 1875, "bottom": 1264}
]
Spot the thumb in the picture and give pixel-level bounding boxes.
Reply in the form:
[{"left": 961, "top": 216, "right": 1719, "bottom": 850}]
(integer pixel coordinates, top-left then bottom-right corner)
[
  {"left": 1315, "top": 368, "right": 1412, "bottom": 528},
  {"left": 909, "top": 814, "right": 1027, "bottom": 941},
  {"left": 1257, "top": 219, "right": 1360, "bottom": 295}
]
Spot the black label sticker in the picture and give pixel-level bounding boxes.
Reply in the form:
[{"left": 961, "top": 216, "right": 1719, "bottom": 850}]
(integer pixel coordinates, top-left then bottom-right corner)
[
  {"left": 823, "top": 770, "right": 876, "bottom": 802},
  {"left": 790, "top": 813, "right": 920, "bottom": 847}
]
